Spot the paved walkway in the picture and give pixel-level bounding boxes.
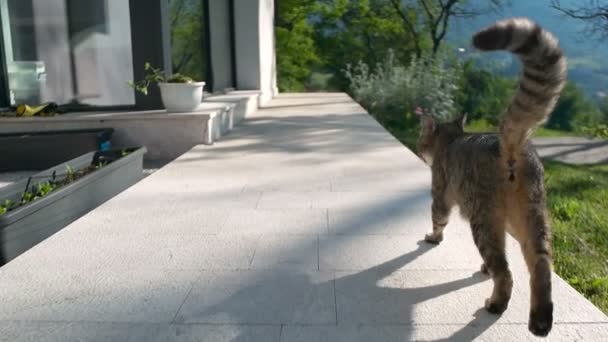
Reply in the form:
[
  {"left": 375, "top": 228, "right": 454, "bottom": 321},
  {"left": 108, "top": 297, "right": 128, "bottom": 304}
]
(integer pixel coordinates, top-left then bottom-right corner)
[
  {"left": 533, "top": 137, "right": 608, "bottom": 165},
  {"left": 0, "top": 94, "right": 606, "bottom": 341}
]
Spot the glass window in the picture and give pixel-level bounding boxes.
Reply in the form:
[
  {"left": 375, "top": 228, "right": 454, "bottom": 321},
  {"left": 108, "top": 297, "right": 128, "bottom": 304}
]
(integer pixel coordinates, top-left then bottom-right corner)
[
  {"left": 0, "top": 0, "right": 135, "bottom": 107},
  {"left": 169, "top": 0, "right": 207, "bottom": 84}
]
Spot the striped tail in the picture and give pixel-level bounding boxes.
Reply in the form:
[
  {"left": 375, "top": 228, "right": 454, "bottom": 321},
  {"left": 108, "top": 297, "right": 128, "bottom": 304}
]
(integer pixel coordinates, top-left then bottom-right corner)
[{"left": 472, "top": 18, "right": 567, "bottom": 181}]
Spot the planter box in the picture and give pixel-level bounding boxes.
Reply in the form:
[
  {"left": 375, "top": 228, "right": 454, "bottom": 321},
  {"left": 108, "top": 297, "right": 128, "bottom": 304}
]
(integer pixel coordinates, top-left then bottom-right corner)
[
  {"left": 0, "top": 147, "right": 146, "bottom": 265},
  {"left": 0, "top": 128, "right": 114, "bottom": 171}
]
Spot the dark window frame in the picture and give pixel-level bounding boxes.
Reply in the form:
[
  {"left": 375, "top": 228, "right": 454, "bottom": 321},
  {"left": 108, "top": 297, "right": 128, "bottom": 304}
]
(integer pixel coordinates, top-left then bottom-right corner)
[
  {"left": 0, "top": 1, "right": 140, "bottom": 112},
  {"left": 228, "top": 0, "right": 237, "bottom": 89},
  {"left": 0, "top": 14, "right": 11, "bottom": 109},
  {"left": 201, "top": 0, "right": 213, "bottom": 92},
  {"left": 0, "top": 0, "right": 224, "bottom": 112}
]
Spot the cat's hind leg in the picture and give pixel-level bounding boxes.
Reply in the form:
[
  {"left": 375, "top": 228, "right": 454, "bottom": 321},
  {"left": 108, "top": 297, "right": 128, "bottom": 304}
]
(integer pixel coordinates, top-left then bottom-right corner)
[
  {"left": 519, "top": 208, "right": 553, "bottom": 337},
  {"left": 471, "top": 216, "right": 513, "bottom": 314}
]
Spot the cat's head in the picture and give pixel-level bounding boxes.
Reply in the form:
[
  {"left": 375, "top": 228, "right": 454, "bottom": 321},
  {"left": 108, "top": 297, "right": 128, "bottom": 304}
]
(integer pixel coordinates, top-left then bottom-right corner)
[{"left": 416, "top": 113, "right": 467, "bottom": 166}]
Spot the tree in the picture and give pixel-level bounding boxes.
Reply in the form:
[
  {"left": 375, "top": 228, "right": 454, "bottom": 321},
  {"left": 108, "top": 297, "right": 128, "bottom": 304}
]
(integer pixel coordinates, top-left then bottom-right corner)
[
  {"left": 275, "top": 0, "right": 320, "bottom": 91},
  {"left": 456, "top": 61, "right": 515, "bottom": 125},
  {"left": 551, "top": 1, "right": 608, "bottom": 38},
  {"left": 314, "top": 0, "right": 419, "bottom": 90},
  {"left": 600, "top": 96, "right": 608, "bottom": 122},
  {"left": 388, "top": 0, "right": 504, "bottom": 57},
  {"left": 547, "top": 82, "right": 602, "bottom": 130},
  {"left": 169, "top": 0, "right": 205, "bottom": 80}
]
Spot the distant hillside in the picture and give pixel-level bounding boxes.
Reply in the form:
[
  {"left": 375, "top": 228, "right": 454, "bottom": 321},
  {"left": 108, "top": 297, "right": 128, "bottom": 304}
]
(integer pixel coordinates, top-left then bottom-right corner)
[{"left": 448, "top": 0, "right": 608, "bottom": 99}]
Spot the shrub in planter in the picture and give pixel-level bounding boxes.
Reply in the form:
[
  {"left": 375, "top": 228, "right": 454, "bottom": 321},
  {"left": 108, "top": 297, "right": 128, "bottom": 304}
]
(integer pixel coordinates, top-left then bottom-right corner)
[
  {"left": 128, "top": 63, "right": 205, "bottom": 112},
  {"left": 0, "top": 147, "right": 146, "bottom": 265}
]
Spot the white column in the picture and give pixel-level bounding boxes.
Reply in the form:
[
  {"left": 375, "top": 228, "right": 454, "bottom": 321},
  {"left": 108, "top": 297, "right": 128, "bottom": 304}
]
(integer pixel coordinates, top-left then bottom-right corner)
[
  {"left": 208, "top": 0, "right": 233, "bottom": 91},
  {"left": 233, "top": 0, "right": 278, "bottom": 105}
]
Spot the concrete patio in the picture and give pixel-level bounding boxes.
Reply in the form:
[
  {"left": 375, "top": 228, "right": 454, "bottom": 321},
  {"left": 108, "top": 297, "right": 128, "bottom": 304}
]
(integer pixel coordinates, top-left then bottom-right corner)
[
  {"left": 0, "top": 93, "right": 606, "bottom": 341},
  {"left": 533, "top": 137, "right": 608, "bottom": 165}
]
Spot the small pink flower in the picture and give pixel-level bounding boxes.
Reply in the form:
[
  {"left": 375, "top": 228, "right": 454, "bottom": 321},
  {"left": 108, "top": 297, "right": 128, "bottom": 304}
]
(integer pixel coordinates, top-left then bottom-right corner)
[{"left": 415, "top": 107, "right": 424, "bottom": 116}]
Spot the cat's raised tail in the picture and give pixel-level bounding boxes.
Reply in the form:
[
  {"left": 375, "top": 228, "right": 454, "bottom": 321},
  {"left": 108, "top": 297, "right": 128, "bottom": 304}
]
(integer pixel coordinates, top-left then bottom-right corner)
[{"left": 473, "top": 18, "right": 567, "bottom": 180}]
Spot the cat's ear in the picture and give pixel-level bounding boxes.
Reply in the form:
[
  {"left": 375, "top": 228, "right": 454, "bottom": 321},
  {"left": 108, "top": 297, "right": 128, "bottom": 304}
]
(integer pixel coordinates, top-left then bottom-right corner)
[{"left": 421, "top": 114, "right": 436, "bottom": 133}]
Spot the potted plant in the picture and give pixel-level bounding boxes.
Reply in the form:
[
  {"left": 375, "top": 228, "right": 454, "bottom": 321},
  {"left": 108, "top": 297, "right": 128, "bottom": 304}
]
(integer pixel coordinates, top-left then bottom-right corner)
[{"left": 128, "top": 63, "right": 205, "bottom": 112}]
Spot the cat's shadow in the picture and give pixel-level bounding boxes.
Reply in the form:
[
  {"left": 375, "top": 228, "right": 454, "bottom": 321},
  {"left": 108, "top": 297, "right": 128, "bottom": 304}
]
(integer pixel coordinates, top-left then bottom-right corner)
[{"left": 173, "top": 240, "right": 502, "bottom": 341}]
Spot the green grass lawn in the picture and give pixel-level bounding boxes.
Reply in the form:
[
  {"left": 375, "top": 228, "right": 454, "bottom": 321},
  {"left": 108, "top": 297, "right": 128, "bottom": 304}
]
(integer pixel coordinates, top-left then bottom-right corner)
[
  {"left": 545, "top": 161, "right": 608, "bottom": 314},
  {"left": 466, "top": 119, "right": 579, "bottom": 137},
  {"left": 384, "top": 119, "right": 580, "bottom": 153}
]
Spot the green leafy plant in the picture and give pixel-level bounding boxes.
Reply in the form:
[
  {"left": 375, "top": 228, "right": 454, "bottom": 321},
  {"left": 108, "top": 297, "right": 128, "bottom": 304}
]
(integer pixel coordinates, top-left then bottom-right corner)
[
  {"left": 345, "top": 50, "right": 460, "bottom": 125},
  {"left": 167, "top": 73, "right": 193, "bottom": 83},
  {"left": 94, "top": 162, "right": 107, "bottom": 170},
  {"left": 127, "top": 62, "right": 194, "bottom": 95},
  {"left": 0, "top": 152, "right": 126, "bottom": 217},
  {"left": 66, "top": 165, "right": 75, "bottom": 182},
  {"left": 581, "top": 123, "right": 608, "bottom": 139},
  {"left": 0, "top": 199, "right": 12, "bottom": 216},
  {"left": 36, "top": 182, "right": 56, "bottom": 197},
  {"left": 21, "top": 191, "right": 35, "bottom": 205}
]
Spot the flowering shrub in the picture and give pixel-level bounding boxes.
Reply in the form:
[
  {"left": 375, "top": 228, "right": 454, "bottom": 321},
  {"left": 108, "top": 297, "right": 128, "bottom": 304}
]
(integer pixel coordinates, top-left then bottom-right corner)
[{"left": 344, "top": 50, "right": 460, "bottom": 126}]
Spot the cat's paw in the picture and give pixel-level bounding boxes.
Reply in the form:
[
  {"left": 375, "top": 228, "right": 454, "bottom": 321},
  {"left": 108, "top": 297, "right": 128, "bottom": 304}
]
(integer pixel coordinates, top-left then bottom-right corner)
[
  {"left": 529, "top": 302, "right": 553, "bottom": 337},
  {"left": 485, "top": 297, "right": 509, "bottom": 314},
  {"left": 480, "top": 263, "right": 489, "bottom": 275},
  {"left": 424, "top": 233, "right": 443, "bottom": 244}
]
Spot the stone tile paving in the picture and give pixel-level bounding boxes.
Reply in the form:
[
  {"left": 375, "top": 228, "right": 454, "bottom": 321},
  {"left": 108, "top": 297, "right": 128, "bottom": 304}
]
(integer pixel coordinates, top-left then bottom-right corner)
[{"left": 0, "top": 94, "right": 606, "bottom": 341}]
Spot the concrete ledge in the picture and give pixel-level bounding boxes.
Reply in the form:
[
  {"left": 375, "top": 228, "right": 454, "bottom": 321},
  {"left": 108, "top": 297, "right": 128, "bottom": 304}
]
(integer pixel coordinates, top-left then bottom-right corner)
[
  {"left": 205, "top": 90, "right": 261, "bottom": 124},
  {"left": 0, "top": 91, "right": 260, "bottom": 161}
]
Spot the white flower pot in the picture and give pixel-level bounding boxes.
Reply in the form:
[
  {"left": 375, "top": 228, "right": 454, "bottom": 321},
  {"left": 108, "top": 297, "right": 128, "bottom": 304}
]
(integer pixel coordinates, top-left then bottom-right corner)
[{"left": 158, "top": 82, "right": 205, "bottom": 112}]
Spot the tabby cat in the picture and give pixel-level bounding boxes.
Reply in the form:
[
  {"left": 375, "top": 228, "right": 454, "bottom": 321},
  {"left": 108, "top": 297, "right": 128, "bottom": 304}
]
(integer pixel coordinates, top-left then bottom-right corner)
[{"left": 417, "top": 18, "right": 567, "bottom": 337}]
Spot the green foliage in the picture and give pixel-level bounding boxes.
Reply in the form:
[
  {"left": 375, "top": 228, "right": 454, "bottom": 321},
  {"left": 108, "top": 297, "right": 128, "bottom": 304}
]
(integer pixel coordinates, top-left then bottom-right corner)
[
  {"left": 0, "top": 157, "right": 120, "bottom": 217},
  {"left": 275, "top": 0, "right": 320, "bottom": 92},
  {"left": 552, "top": 198, "right": 582, "bottom": 221},
  {"left": 170, "top": 0, "right": 205, "bottom": 80},
  {"left": 547, "top": 82, "right": 602, "bottom": 130},
  {"left": 167, "top": 73, "right": 194, "bottom": 83},
  {"left": 66, "top": 165, "right": 75, "bottom": 182},
  {"left": 0, "top": 199, "right": 14, "bottom": 216},
  {"left": 18, "top": 182, "right": 57, "bottom": 206},
  {"left": 460, "top": 74, "right": 603, "bottom": 134},
  {"left": 127, "top": 63, "right": 166, "bottom": 96},
  {"left": 128, "top": 63, "right": 194, "bottom": 95},
  {"left": 466, "top": 119, "right": 579, "bottom": 137},
  {"left": 306, "top": 72, "right": 333, "bottom": 92},
  {"left": 581, "top": 123, "right": 608, "bottom": 139},
  {"left": 275, "top": 0, "right": 505, "bottom": 92},
  {"left": 544, "top": 161, "right": 608, "bottom": 313},
  {"left": 345, "top": 51, "right": 460, "bottom": 127},
  {"left": 601, "top": 96, "right": 608, "bottom": 118},
  {"left": 313, "top": 0, "right": 421, "bottom": 91},
  {"left": 35, "top": 182, "right": 56, "bottom": 197},
  {"left": 456, "top": 61, "right": 515, "bottom": 125},
  {"left": 21, "top": 191, "right": 35, "bottom": 205}
]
